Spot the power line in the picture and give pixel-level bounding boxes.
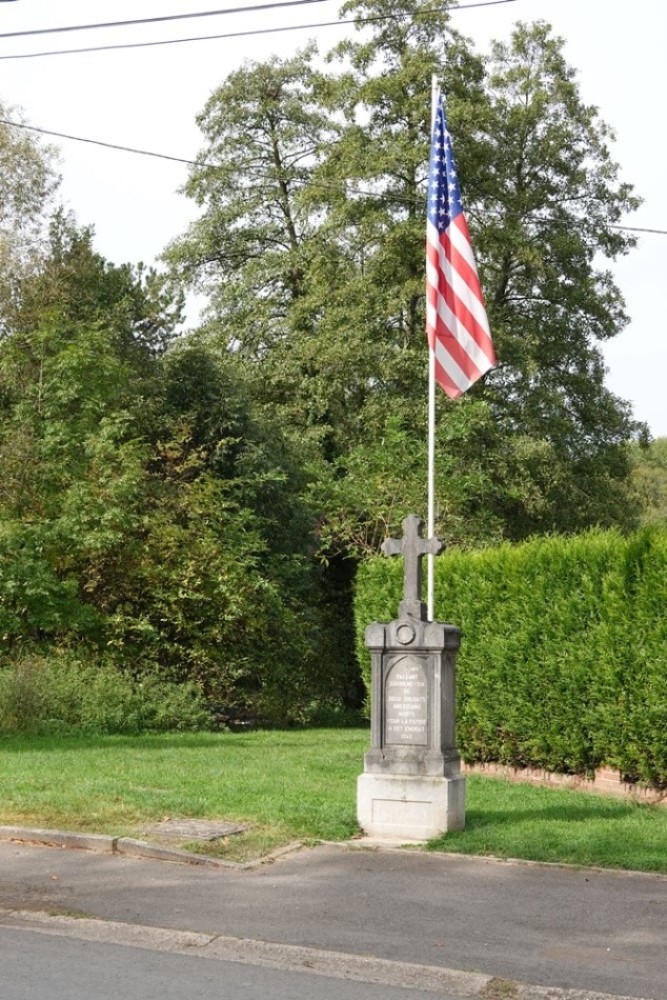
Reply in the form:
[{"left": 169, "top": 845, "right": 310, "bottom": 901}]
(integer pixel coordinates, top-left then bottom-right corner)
[
  {"left": 2, "top": 116, "right": 664, "bottom": 237},
  {"left": 0, "top": 0, "right": 519, "bottom": 61},
  {"left": 610, "top": 224, "right": 667, "bottom": 236},
  {"left": 1, "top": 19, "right": 341, "bottom": 60},
  {"left": 0, "top": 0, "right": 335, "bottom": 39},
  {"left": 0, "top": 117, "right": 199, "bottom": 166}
]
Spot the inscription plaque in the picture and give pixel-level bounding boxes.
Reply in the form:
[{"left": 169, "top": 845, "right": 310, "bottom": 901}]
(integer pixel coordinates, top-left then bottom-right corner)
[{"left": 384, "top": 656, "right": 428, "bottom": 746}]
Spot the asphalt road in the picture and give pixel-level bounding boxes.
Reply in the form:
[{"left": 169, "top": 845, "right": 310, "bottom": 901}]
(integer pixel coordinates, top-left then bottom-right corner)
[
  {"left": 1, "top": 839, "right": 665, "bottom": 1000},
  {"left": 1, "top": 926, "right": 451, "bottom": 1000}
]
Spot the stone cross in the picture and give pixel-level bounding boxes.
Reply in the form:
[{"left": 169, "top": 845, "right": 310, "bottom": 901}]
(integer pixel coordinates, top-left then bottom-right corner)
[{"left": 382, "top": 515, "right": 444, "bottom": 621}]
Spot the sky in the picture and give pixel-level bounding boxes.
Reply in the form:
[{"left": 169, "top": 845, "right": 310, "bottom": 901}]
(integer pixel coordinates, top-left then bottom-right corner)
[{"left": 0, "top": 0, "right": 665, "bottom": 437}]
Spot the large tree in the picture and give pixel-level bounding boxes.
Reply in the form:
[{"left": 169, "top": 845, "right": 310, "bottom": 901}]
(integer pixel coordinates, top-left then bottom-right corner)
[
  {"left": 165, "top": 48, "right": 352, "bottom": 457},
  {"left": 166, "top": 1, "right": 643, "bottom": 547},
  {"left": 468, "top": 20, "right": 642, "bottom": 536},
  {"left": 317, "top": 3, "right": 643, "bottom": 540}
]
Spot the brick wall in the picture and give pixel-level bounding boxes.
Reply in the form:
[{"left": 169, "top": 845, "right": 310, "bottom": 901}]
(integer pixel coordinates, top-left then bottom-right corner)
[{"left": 462, "top": 762, "right": 667, "bottom": 807}]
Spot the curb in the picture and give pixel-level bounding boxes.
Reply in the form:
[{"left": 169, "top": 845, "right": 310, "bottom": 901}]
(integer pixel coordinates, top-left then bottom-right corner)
[
  {"left": 338, "top": 839, "right": 667, "bottom": 881},
  {"left": 115, "top": 837, "right": 245, "bottom": 868},
  {"left": 4, "top": 827, "right": 667, "bottom": 881},
  {"left": 0, "top": 825, "right": 306, "bottom": 870},
  {"left": 0, "top": 905, "right": 652, "bottom": 1000},
  {"left": 0, "top": 825, "right": 247, "bottom": 869},
  {"left": 0, "top": 826, "right": 116, "bottom": 855}
]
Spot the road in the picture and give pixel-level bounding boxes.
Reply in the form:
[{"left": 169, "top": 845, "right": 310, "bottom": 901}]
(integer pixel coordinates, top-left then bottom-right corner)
[
  {"left": 1, "top": 838, "right": 665, "bottom": 1000},
  {"left": 1, "top": 924, "right": 453, "bottom": 1000}
]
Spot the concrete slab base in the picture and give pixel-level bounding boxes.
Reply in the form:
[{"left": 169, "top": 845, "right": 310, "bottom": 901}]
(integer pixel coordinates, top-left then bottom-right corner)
[{"left": 357, "top": 772, "right": 466, "bottom": 841}]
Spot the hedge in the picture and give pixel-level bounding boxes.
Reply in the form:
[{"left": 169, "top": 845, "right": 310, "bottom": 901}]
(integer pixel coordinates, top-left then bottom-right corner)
[{"left": 355, "top": 527, "right": 667, "bottom": 787}]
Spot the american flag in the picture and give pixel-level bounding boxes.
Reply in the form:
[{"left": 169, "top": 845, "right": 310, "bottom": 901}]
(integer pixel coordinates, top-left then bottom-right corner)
[{"left": 426, "top": 95, "right": 495, "bottom": 398}]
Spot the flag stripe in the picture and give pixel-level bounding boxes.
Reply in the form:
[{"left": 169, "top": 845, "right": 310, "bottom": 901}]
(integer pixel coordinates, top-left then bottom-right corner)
[
  {"left": 446, "top": 220, "right": 493, "bottom": 338},
  {"left": 427, "top": 231, "right": 493, "bottom": 378},
  {"left": 434, "top": 336, "right": 478, "bottom": 396},
  {"left": 437, "top": 239, "right": 492, "bottom": 358},
  {"left": 437, "top": 258, "right": 495, "bottom": 366},
  {"left": 428, "top": 226, "right": 494, "bottom": 385},
  {"left": 428, "top": 244, "right": 490, "bottom": 378},
  {"left": 426, "top": 94, "right": 495, "bottom": 399},
  {"left": 434, "top": 353, "right": 467, "bottom": 398},
  {"left": 432, "top": 303, "right": 491, "bottom": 384}
]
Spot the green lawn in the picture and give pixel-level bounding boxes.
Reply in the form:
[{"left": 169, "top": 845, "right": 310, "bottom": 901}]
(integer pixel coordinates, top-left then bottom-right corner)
[{"left": 1, "top": 729, "right": 665, "bottom": 871}]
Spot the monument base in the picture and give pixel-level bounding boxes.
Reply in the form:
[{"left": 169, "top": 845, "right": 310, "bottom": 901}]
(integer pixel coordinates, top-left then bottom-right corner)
[{"left": 357, "top": 772, "right": 465, "bottom": 841}]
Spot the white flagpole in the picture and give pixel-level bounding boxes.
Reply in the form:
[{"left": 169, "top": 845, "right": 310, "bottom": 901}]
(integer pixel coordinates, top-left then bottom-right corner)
[{"left": 427, "top": 74, "right": 439, "bottom": 622}]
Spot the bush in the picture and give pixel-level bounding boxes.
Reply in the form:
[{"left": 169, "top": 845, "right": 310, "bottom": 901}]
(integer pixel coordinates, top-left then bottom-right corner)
[
  {"left": 0, "top": 653, "right": 209, "bottom": 736},
  {"left": 355, "top": 527, "right": 667, "bottom": 787}
]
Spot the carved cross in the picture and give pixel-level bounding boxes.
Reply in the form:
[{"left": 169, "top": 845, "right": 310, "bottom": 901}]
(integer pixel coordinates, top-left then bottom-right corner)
[{"left": 382, "top": 515, "right": 444, "bottom": 621}]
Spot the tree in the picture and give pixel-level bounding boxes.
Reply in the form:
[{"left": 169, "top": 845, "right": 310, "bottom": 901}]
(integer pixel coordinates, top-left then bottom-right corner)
[
  {"left": 165, "top": 7, "right": 488, "bottom": 468},
  {"left": 469, "top": 21, "right": 643, "bottom": 535},
  {"left": 0, "top": 288, "right": 358, "bottom": 721},
  {"left": 167, "top": 1, "right": 643, "bottom": 550},
  {"left": 319, "top": 4, "right": 643, "bottom": 539},
  {"left": 0, "top": 104, "right": 60, "bottom": 334},
  {"left": 0, "top": 131, "right": 360, "bottom": 718},
  {"left": 0, "top": 314, "right": 148, "bottom": 647},
  {"left": 166, "top": 48, "right": 329, "bottom": 344},
  {"left": 19, "top": 211, "right": 183, "bottom": 364},
  {"left": 151, "top": 337, "right": 362, "bottom": 717}
]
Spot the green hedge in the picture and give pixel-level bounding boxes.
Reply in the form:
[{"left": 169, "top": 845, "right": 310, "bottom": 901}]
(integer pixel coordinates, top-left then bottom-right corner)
[{"left": 355, "top": 528, "right": 667, "bottom": 787}]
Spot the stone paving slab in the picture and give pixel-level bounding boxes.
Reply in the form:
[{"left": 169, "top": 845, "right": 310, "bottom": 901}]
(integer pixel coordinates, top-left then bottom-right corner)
[{"left": 139, "top": 819, "right": 250, "bottom": 842}]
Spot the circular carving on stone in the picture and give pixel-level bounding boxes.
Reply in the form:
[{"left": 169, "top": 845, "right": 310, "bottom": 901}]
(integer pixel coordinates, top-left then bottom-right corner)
[{"left": 396, "top": 623, "right": 415, "bottom": 645}]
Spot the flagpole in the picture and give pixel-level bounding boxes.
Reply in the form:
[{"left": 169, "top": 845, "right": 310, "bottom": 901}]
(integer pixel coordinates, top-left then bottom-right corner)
[{"left": 427, "top": 74, "right": 439, "bottom": 622}]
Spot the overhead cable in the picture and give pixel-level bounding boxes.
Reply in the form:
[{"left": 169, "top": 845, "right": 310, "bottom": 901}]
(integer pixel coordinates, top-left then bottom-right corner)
[
  {"left": 0, "top": 117, "right": 200, "bottom": 166},
  {"left": 1, "top": 117, "right": 662, "bottom": 237},
  {"left": 0, "top": 0, "right": 520, "bottom": 61},
  {"left": 0, "top": 0, "right": 336, "bottom": 39}
]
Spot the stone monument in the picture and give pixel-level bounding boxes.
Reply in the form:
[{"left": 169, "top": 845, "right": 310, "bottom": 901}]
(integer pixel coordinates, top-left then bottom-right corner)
[{"left": 357, "top": 515, "right": 465, "bottom": 840}]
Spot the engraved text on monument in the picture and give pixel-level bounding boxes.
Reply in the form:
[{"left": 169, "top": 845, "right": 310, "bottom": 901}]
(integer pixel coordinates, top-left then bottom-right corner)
[{"left": 384, "top": 657, "right": 428, "bottom": 746}]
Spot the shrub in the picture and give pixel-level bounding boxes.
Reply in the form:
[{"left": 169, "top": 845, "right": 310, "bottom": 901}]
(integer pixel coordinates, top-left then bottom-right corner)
[{"left": 0, "top": 652, "right": 209, "bottom": 736}]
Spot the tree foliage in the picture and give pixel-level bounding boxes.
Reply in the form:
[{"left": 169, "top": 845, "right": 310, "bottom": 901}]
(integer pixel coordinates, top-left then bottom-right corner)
[
  {"left": 630, "top": 438, "right": 667, "bottom": 527},
  {"left": 0, "top": 222, "right": 356, "bottom": 721},
  {"left": 470, "top": 22, "right": 642, "bottom": 535},
  {"left": 0, "top": 105, "right": 60, "bottom": 334},
  {"left": 166, "top": 3, "right": 644, "bottom": 549},
  {"left": 0, "top": 6, "right": 655, "bottom": 721}
]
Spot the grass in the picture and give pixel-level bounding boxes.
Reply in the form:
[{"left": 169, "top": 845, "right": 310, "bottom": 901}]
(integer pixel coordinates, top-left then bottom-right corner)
[
  {"left": 0, "top": 730, "right": 363, "bottom": 858},
  {"left": 1, "top": 729, "right": 665, "bottom": 871},
  {"left": 429, "top": 775, "right": 667, "bottom": 873}
]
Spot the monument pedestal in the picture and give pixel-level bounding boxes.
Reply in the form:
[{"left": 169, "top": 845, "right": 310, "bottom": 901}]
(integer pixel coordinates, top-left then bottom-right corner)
[
  {"left": 357, "top": 516, "right": 465, "bottom": 842},
  {"left": 357, "top": 772, "right": 465, "bottom": 840}
]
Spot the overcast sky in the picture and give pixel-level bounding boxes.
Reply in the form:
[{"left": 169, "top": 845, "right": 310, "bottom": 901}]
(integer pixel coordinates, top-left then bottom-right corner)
[{"left": 1, "top": 0, "right": 665, "bottom": 436}]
